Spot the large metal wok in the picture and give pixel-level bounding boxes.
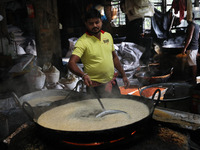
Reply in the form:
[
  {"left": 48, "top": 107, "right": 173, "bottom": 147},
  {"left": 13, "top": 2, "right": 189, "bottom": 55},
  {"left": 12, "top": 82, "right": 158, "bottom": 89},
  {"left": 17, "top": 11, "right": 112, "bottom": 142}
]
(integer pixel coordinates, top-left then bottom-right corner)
[
  {"left": 16, "top": 89, "right": 161, "bottom": 145},
  {"left": 135, "top": 66, "right": 173, "bottom": 86},
  {"left": 139, "top": 82, "right": 192, "bottom": 101},
  {"left": 162, "top": 44, "right": 184, "bottom": 54}
]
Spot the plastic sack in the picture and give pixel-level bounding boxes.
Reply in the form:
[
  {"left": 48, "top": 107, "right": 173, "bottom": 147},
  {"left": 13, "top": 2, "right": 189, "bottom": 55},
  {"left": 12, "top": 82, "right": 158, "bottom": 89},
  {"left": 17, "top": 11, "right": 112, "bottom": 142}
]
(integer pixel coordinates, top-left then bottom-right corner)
[
  {"left": 16, "top": 45, "right": 26, "bottom": 55},
  {"left": 46, "top": 82, "right": 65, "bottom": 90},
  {"left": 25, "top": 40, "right": 37, "bottom": 56},
  {"left": 14, "top": 36, "right": 26, "bottom": 45},
  {"left": 7, "top": 25, "right": 22, "bottom": 33},
  {"left": 68, "top": 37, "right": 78, "bottom": 51},
  {"left": 66, "top": 37, "right": 78, "bottom": 57},
  {"left": 43, "top": 63, "right": 60, "bottom": 83},
  {"left": 25, "top": 66, "right": 46, "bottom": 90},
  {"left": 9, "top": 54, "right": 35, "bottom": 73},
  {"left": 0, "top": 97, "right": 17, "bottom": 112},
  {"left": 0, "top": 15, "right": 3, "bottom": 21},
  {"left": 115, "top": 42, "right": 144, "bottom": 71},
  {"left": 59, "top": 72, "right": 79, "bottom": 90},
  {"left": 115, "top": 42, "right": 145, "bottom": 79}
]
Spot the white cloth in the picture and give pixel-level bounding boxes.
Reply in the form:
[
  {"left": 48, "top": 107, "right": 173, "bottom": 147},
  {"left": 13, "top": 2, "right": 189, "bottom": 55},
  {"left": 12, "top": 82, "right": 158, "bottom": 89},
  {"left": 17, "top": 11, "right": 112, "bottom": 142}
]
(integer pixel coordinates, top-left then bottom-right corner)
[{"left": 187, "top": 49, "right": 198, "bottom": 66}]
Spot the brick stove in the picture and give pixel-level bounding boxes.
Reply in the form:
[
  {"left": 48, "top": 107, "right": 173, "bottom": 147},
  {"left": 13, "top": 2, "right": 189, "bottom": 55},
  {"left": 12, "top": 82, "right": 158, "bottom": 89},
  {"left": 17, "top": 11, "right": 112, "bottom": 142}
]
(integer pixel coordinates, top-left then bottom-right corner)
[{"left": 2, "top": 107, "right": 200, "bottom": 150}]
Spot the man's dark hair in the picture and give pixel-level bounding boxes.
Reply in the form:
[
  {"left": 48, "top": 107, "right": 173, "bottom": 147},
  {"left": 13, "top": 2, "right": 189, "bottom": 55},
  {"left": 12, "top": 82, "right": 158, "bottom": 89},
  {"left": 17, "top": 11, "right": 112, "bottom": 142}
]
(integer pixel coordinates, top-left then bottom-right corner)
[{"left": 84, "top": 8, "right": 101, "bottom": 22}]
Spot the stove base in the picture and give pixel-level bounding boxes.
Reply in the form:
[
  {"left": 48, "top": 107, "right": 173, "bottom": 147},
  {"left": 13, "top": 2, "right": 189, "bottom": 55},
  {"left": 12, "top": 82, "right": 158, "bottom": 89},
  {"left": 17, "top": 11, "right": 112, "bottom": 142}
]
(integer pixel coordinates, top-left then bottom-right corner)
[{"left": 4, "top": 120, "right": 190, "bottom": 150}]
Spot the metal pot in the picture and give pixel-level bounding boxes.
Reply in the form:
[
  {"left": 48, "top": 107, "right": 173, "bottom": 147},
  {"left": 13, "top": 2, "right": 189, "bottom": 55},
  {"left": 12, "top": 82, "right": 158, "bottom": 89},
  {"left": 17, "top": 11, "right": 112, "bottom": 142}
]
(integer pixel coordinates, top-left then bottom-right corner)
[
  {"left": 162, "top": 44, "right": 184, "bottom": 54},
  {"left": 16, "top": 89, "right": 161, "bottom": 145}
]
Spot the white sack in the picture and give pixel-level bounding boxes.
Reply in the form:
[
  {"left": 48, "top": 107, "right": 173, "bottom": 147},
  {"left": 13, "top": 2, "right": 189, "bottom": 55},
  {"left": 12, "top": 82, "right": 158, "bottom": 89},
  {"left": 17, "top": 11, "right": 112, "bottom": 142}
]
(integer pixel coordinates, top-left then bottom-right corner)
[
  {"left": 66, "top": 37, "right": 78, "bottom": 57},
  {"left": 9, "top": 54, "right": 34, "bottom": 73},
  {"left": 25, "top": 40, "right": 37, "bottom": 56},
  {"left": 115, "top": 42, "right": 145, "bottom": 72},
  {"left": 16, "top": 45, "right": 26, "bottom": 55},
  {"left": 43, "top": 63, "right": 60, "bottom": 83},
  {"left": 25, "top": 66, "right": 46, "bottom": 90}
]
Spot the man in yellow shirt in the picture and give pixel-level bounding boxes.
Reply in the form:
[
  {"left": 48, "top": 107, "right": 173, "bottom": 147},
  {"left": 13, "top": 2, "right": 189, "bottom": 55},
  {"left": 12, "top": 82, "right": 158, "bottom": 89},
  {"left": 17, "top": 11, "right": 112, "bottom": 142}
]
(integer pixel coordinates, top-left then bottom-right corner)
[{"left": 68, "top": 8, "right": 129, "bottom": 96}]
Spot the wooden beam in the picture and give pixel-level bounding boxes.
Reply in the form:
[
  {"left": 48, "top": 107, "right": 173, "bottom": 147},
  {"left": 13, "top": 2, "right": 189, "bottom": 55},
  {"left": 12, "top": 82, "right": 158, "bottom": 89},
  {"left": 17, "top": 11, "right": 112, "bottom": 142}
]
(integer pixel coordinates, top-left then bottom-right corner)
[{"left": 0, "top": 0, "right": 14, "bottom": 3}]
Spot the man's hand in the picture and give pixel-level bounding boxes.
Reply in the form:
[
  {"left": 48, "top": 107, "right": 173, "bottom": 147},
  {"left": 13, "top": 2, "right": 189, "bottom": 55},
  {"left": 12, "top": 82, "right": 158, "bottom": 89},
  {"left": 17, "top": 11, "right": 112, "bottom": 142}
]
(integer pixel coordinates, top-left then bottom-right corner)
[
  {"left": 123, "top": 76, "right": 130, "bottom": 89},
  {"left": 82, "top": 74, "right": 92, "bottom": 87},
  {"left": 182, "top": 48, "right": 187, "bottom": 55}
]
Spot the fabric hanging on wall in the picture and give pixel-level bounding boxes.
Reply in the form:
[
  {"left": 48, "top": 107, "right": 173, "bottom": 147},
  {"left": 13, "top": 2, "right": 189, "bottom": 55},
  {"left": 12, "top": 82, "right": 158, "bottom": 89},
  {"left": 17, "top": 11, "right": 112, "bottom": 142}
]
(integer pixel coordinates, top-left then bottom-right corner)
[
  {"left": 121, "top": 0, "right": 154, "bottom": 21},
  {"left": 186, "top": 0, "right": 193, "bottom": 21},
  {"left": 151, "top": 9, "right": 172, "bottom": 39},
  {"left": 172, "top": 0, "right": 186, "bottom": 22}
]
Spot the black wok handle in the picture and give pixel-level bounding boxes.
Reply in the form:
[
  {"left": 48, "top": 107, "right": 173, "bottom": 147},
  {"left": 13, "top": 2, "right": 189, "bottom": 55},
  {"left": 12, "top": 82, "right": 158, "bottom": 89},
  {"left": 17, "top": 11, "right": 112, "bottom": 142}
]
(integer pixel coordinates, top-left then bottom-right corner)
[
  {"left": 11, "top": 92, "right": 22, "bottom": 108},
  {"left": 22, "top": 102, "right": 35, "bottom": 121},
  {"left": 73, "top": 80, "right": 84, "bottom": 93},
  {"left": 12, "top": 92, "right": 35, "bottom": 122},
  {"left": 152, "top": 89, "right": 161, "bottom": 106},
  {"left": 64, "top": 80, "right": 84, "bottom": 101}
]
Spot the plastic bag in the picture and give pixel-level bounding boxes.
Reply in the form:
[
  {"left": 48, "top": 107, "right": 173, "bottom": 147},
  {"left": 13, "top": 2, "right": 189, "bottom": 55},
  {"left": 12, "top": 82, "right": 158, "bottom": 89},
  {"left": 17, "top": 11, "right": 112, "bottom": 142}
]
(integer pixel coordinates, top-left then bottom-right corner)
[
  {"left": 25, "top": 66, "right": 46, "bottom": 90},
  {"left": 115, "top": 42, "right": 145, "bottom": 71},
  {"left": 16, "top": 45, "right": 26, "bottom": 55},
  {"left": 9, "top": 54, "right": 35, "bottom": 73},
  {"left": 25, "top": 40, "right": 37, "bottom": 56},
  {"left": 59, "top": 72, "right": 79, "bottom": 90},
  {"left": 66, "top": 37, "right": 78, "bottom": 57},
  {"left": 43, "top": 63, "right": 60, "bottom": 83},
  {"left": 0, "top": 97, "right": 17, "bottom": 112}
]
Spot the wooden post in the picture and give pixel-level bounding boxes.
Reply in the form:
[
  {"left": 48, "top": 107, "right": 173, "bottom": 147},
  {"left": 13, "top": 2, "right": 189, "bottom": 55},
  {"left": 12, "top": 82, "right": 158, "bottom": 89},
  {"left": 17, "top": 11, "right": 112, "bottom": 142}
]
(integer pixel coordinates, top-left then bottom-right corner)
[
  {"left": 33, "top": 0, "right": 62, "bottom": 68},
  {"left": 0, "top": 2, "right": 8, "bottom": 39}
]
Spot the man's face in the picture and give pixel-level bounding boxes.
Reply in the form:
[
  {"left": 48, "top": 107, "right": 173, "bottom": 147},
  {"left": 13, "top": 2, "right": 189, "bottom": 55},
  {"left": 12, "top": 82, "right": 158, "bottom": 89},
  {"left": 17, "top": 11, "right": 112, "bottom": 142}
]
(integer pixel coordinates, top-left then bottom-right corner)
[{"left": 85, "top": 18, "right": 102, "bottom": 35}]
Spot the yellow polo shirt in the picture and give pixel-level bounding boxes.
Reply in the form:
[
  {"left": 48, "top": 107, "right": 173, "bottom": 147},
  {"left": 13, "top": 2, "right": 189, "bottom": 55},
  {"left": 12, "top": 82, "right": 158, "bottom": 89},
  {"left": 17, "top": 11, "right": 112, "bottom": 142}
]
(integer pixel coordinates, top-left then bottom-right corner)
[{"left": 72, "top": 30, "right": 115, "bottom": 83}]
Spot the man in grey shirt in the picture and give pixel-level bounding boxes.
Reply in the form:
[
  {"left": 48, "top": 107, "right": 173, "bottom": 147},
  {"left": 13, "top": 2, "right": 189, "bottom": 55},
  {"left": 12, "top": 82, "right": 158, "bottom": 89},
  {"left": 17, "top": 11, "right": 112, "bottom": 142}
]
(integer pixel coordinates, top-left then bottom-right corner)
[{"left": 182, "top": 14, "right": 199, "bottom": 84}]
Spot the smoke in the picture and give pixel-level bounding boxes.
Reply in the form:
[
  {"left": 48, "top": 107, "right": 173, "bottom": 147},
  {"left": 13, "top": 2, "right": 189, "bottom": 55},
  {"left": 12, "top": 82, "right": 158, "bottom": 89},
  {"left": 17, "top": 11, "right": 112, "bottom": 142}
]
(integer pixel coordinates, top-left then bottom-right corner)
[{"left": 163, "top": 36, "right": 186, "bottom": 45}]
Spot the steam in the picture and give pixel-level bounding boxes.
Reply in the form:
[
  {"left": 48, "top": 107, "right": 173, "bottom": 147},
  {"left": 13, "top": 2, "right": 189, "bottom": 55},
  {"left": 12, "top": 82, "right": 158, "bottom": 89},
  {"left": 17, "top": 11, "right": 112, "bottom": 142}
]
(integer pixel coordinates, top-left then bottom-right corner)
[{"left": 163, "top": 36, "right": 185, "bottom": 46}]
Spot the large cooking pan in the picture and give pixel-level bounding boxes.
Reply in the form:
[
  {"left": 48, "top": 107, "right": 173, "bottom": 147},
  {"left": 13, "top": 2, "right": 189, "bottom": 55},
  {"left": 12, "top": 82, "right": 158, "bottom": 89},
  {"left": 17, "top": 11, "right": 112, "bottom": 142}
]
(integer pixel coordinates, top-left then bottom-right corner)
[
  {"left": 162, "top": 44, "right": 184, "bottom": 54},
  {"left": 135, "top": 67, "right": 173, "bottom": 86},
  {"left": 16, "top": 88, "right": 161, "bottom": 145},
  {"left": 139, "top": 82, "right": 192, "bottom": 101}
]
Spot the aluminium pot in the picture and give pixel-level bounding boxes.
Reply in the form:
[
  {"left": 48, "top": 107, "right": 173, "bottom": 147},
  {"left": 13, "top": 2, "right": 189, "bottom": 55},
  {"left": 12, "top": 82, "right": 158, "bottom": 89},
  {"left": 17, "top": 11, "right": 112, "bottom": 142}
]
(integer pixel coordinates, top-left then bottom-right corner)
[{"left": 17, "top": 89, "right": 161, "bottom": 145}]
